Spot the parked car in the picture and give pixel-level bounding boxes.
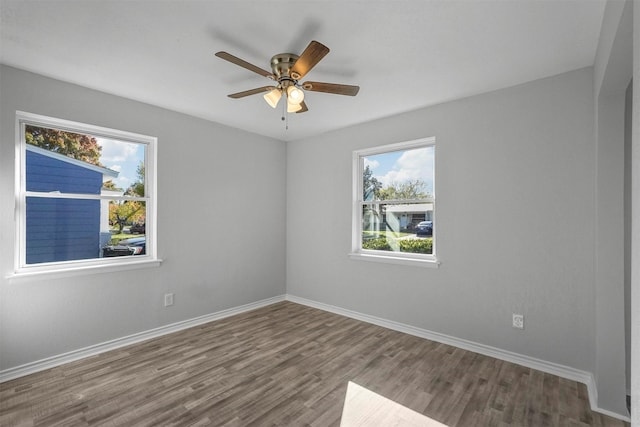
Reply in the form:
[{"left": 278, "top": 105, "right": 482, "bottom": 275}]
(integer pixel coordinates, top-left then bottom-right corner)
[
  {"left": 415, "top": 221, "right": 433, "bottom": 236},
  {"left": 130, "top": 222, "right": 145, "bottom": 234},
  {"left": 103, "top": 237, "right": 146, "bottom": 257}
]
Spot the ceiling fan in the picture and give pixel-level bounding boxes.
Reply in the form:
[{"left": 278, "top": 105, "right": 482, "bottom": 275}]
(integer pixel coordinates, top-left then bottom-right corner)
[{"left": 215, "top": 40, "right": 359, "bottom": 114}]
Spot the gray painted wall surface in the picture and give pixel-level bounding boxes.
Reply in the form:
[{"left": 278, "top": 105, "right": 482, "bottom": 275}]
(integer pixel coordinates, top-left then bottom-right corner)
[
  {"left": 595, "top": 94, "right": 627, "bottom": 415},
  {"left": 593, "top": 0, "right": 632, "bottom": 416},
  {"left": 630, "top": 1, "right": 640, "bottom": 423},
  {"left": 0, "top": 65, "right": 287, "bottom": 370},
  {"left": 624, "top": 80, "right": 632, "bottom": 397},
  {"left": 287, "top": 68, "right": 597, "bottom": 377}
]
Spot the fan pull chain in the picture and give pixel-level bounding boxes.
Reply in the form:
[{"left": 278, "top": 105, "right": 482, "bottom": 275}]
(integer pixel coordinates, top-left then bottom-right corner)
[{"left": 282, "top": 93, "right": 288, "bottom": 130}]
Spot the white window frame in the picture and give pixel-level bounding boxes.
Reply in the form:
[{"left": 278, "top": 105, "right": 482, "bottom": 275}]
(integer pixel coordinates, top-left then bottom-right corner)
[
  {"left": 12, "top": 111, "right": 160, "bottom": 279},
  {"left": 349, "top": 137, "right": 439, "bottom": 268}
]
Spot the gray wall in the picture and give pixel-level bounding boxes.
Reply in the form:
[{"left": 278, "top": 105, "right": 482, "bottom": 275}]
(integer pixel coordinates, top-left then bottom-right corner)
[
  {"left": 624, "top": 80, "right": 632, "bottom": 397},
  {"left": 631, "top": 1, "right": 640, "bottom": 423},
  {"left": 287, "top": 68, "right": 597, "bottom": 374},
  {"left": 592, "top": 0, "right": 632, "bottom": 415},
  {"left": 0, "top": 65, "right": 287, "bottom": 370}
]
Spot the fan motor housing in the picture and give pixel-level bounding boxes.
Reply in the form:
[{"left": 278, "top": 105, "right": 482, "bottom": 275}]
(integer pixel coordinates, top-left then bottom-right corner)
[{"left": 270, "top": 53, "right": 299, "bottom": 81}]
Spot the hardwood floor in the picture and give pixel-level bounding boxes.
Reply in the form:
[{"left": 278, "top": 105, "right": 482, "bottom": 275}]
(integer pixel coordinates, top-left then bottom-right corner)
[{"left": 0, "top": 301, "right": 629, "bottom": 426}]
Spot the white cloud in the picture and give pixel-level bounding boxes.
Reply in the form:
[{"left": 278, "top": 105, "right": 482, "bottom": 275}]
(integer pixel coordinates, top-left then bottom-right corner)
[
  {"left": 102, "top": 165, "right": 130, "bottom": 188},
  {"left": 98, "top": 138, "right": 142, "bottom": 190},
  {"left": 364, "top": 158, "right": 380, "bottom": 169},
  {"left": 114, "top": 175, "right": 132, "bottom": 189},
  {"left": 99, "top": 138, "right": 139, "bottom": 163},
  {"left": 375, "top": 147, "right": 434, "bottom": 191}
]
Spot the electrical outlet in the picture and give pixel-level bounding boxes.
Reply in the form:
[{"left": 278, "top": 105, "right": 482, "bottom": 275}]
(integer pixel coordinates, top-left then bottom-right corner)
[
  {"left": 512, "top": 313, "right": 524, "bottom": 329},
  {"left": 164, "top": 293, "right": 174, "bottom": 307}
]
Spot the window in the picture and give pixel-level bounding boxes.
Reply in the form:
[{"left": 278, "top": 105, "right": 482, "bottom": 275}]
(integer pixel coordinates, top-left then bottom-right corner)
[
  {"left": 14, "top": 111, "right": 158, "bottom": 276},
  {"left": 351, "top": 137, "right": 437, "bottom": 266}
]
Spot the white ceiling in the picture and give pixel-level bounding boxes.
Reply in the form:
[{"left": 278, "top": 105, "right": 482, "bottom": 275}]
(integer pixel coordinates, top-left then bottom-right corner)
[{"left": 0, "top": 0, "right": 606, "bottom": 142}]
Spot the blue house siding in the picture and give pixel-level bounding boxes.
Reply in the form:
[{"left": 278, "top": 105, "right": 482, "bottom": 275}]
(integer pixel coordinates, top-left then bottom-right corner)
[
  {"left": 26, "top": 198, "right": 101, "bottom": 264},
  {"left": 25, "top": 149, "right": 103, "bottom": 264},
  {"left": 26, "top": 149, "right": 103, "bottom": 193}
]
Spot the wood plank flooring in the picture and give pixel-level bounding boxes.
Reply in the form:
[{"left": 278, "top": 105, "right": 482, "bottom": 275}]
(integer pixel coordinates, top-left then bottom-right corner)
[{"left": 0, "top": 301, "right": 629, "bottom": 426}]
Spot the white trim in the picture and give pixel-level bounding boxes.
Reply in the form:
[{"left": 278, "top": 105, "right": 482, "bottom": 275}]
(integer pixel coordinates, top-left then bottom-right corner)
[
  {"left": 285, "top": 294, "right": 630, "bottom": 422},
  {"left": 349, "top": 252, "right": 440, "bottom": 268},
  {"left": 24, "top": 192, "right": 146, "bottom": 202},
  {"left": 6, "top": 258, "right": 163, "bottom": 281},
  {"left": 352, "top": 137, "right": 438, "bottom": 264},
  {"left": 14, "top": 111, "right": 158, "bottom": 273},
  {"left": 355, "top": 137, "right": 436, "bottom": 157},
  {"left": 17, "top": 111, "right": 157, "bottom": 145},
  {"left": 0, "top": 295, "right": 285, "bottom": 383}
]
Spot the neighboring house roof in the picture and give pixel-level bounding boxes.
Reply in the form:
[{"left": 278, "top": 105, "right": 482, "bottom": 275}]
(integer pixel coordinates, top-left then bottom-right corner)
[
  {"left": 386, "top": 203, "right": 433, "bottom": 213},
  {"left": 26, "top": 143, "right": 119, "bottom": 178},
  {"left": 101, "top": 188, "right": 125, "bottom": 197}
]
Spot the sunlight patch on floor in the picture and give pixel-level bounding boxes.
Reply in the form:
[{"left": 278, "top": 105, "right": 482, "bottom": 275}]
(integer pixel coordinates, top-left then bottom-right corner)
[{"left": 340, "top": 381, "right": 449, "bottom": 427}]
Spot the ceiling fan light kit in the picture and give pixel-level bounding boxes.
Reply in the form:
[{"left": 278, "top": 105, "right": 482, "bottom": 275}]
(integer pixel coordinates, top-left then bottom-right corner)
[{"left": 215, "top": 40, "right": 359, "bottom": 118}]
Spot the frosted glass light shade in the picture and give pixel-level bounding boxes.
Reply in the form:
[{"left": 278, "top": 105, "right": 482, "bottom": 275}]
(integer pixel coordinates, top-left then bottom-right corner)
[
  {"left": 286, "top": 86, "right": 305, "bottom": 105},
  {"left": 263, "top": 89, "right": 282, "bottom": 108},
  {"left": 287, "top": 101, "right": 302, "bottom": 113}
]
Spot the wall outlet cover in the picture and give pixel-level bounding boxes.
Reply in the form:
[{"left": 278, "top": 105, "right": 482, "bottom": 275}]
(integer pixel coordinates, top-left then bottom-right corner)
[
  {"left": 164, "top": 293, "right": 174, "bottom": 307},
  {"left": 512, "top": 313, "right": 524, "bottom": 329}
]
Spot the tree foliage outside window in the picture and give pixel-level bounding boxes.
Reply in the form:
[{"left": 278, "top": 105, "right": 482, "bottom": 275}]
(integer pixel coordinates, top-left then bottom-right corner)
[
  {"left": 109, "top": 162, "right": 146, "bottom": 232},
  {"left": 378, "top": 179, "right": 430, "bottom": 200},
  {"left": 363, "top": 165, "right": 382, "bottom": 200},
  {"left": 25, "top": 125, "right": 103, "bottom": 166},
  {"left": 363, "top": 165, "right": 431, "bottom": 201}
]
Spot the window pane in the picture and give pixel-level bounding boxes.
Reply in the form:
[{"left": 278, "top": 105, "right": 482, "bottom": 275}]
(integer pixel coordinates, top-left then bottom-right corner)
[
  {"left": 100, "top": 139, "right": 146, "bottom": 196},
  {"left": 108, "top": 200, "right": 146, "bottom": 236},
  {"left": 25, "top": 125, "right": 145, "bottom": 196},
  {"left": 26, "top": 197, "right": 102, "bottom": 264},
  {"left": 23, "top": 123, "right": 147, "bottom": 265},
  {"left": 25, "top": 125, "right": 103, "bottom": 167},
  {"left": 362, "top": 146, "right": 434, "bottom": 201},
  {"left": 361, "top": 202, "right": 433, "bottom": 254},
  {"left": 103, "top": 201, "right": 147, "bottom": 258}
]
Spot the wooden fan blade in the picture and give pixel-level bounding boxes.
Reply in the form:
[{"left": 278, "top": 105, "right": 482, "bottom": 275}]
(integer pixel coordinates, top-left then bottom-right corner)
[
  {"left": 290, "top": 41, "right": 330, "bottom": 80},
  {"left": 215, "top": 51, "right": 274, "bottom": 79},
  {"left": 296, "top": 101, "right": 309, "bottom": 113},
  {"left": 228, "top": 86, "right": 277, "bottom": 99},
  {"left": 302, "top": 81, "right": 360, "bottom": 96}
]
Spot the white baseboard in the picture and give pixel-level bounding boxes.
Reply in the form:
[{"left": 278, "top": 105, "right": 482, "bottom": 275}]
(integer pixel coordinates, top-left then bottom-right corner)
[
  {"left": 285, "top": 294, "right": 631, "bottom": 423},
  {"left": 0, "top": 295, "right": 286, "bottom": 383}
]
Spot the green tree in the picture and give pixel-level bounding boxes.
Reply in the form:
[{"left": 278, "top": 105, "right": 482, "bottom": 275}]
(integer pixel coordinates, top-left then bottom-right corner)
[
  {"left": 126, "top": 162, "right": 144, "bottom": 197},
  {"left": 378, "top": 179, "right": 430, "bottom": 200},
  {"left": 25, "top": 125, "right": 103, "bottom": 166},
  {"left": 109, "top": 162, "right": 146, "bottom": 232},
  {"left": 102, "top": 180, "right": 121, "bottom": 191},
  {"left": 363, "top": 165, "right": 382, "bottom": 200}
]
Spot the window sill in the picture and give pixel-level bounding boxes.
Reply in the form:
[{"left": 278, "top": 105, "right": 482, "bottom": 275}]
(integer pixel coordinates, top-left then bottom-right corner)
[
  {"left": 7, "top": 258, "right": 163, "bottom": 282},
  {"left": 348, "top": 252, "right": 440, "bottom": 268}
]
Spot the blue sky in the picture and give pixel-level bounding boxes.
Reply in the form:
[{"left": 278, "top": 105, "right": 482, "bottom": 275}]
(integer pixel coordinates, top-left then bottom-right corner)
[
  {"left": 98, "top": 138, "right": 145, "bottom": 190},
  {"left": 364, "top": 146, "right": 435, "bottom": 194}
]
